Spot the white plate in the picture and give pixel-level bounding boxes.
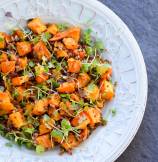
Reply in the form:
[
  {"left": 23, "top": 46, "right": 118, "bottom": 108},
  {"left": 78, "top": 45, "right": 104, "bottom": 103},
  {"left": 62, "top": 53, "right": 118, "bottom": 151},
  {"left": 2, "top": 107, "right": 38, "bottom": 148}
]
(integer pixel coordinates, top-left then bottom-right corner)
[{"left": 0, "top": 0, "right": 148, "bottom": 162}]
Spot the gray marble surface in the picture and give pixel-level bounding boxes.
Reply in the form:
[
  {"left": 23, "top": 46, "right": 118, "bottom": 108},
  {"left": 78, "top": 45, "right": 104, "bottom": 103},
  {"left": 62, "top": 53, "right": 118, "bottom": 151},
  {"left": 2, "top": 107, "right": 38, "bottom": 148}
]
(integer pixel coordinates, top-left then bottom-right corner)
[{"left": 98, "top": 0, "right": 158, "bottom": 162}]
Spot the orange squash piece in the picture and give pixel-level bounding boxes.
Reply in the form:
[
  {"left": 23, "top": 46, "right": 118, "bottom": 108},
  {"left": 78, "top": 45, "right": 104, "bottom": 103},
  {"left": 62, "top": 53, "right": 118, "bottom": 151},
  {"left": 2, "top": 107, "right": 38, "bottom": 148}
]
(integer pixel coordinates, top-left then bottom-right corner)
[
  {"left": 33, "top": 41, "right": 51, "bottom": 60},
  {"left": 71, "top": 112, "right": 90, "bottom": 129},
  {"left": 77, "top": 73, "right": 90, "bottom": 88},
  {"left": 0, "top": 61, "right": 15, "bottom": 74},
  {"left": 63, "top": 38, "right": 78, "bottom": 50},
  {"left": 48, "top": 94, "right": 60, "bottom": 108},
  {"left": 50, "top": 27, "right": 81, "bottom": 42},
  {"left": 35, "top": 73, "right": 49, "bottom": 83},
  {"left": 32, "top": 98, "right": 48, "bottom": 116},
  {"left": 14, "top": 29, "right": 25, "bottom": 40},
  {"left": 57, "top": 81, "right": 75, "bottom": 93},
  {"left": 61, "top": 134, "right": 79, "bottom": 151},
  {"left": 27, "top": 18, "right": 47, "bottom": 34},
  {"left": 84, "top": 108, "right": 101, "bottom": 127},
  {"left": 0, "top": 52, "right": 8, "bottom": 62},
  {"left": 84, "top": 83, "right": 99, "bottom": 101},
  {"left": 16, "top": 42, "right": 32, "bottom": 56},
  {"left": 0, "top": 32, "right": 6, "bottom": 49},
  {"left": 0, "top": 102, "right": 15, "bottom": 116},
  {"left": 67, "top": 58, "right": 81, "bottom": 73},
  {"left": 15, "top": 87, "right": 25, "bottom": 102},
  {"left": 9, "top": 112, "right": 25, "bottom": 129},
  {"left": 47, "top": 24, "right": 58, "bottom": 35},
  {"left": 17, "top": 57, "right": 27, "bottom": 70},
  {"left": 56, "top": 50, "right": 68, "bottom": 58},
  {"left": 36, "top": 134, "right": 53, "bottom": 149},
  {"left": 11, "top": 75, "right": 29, "bottom": 86},
  {"left": 0, "top": 92, "right": 15, "bottom": 116},
  {"left": 100, "top": 80, "right": 114, "bottom": 100}
]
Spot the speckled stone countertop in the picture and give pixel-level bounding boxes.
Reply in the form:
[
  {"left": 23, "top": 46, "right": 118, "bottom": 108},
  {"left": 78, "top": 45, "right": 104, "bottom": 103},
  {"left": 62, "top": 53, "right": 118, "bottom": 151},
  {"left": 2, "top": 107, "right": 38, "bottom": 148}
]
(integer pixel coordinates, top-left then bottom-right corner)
[{"left": 98, "top": 0, "right": 158, "bottom": 162}]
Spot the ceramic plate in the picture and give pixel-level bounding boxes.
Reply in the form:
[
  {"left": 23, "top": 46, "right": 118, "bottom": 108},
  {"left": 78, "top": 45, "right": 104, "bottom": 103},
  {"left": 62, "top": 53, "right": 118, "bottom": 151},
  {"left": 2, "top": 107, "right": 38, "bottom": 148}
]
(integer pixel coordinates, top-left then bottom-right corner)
[{"left": 0, "top": 0, "right": 147, "bottom": 162}]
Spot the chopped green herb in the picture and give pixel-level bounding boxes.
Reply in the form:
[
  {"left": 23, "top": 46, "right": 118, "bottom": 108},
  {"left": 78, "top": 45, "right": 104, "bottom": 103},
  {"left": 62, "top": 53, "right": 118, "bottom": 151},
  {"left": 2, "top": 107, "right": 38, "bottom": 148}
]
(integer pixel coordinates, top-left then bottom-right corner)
[
  {"left": 23, "top": 127, "right": 35, "bottom": 135},
  {"left": 51, "top": 130, "right": 63, "bottom": 139},
  {"left": 41, "top": 32, "right": 51, "bottom": 42},
  {"left": 12, "top": 89, "right": 19, "bottom": 98},
  {"left": 5, "top": 142, "right": 13, "bottom": 147},
  {"left": 29, "top": 61, "right": 35, "bottom": 67},
  {"left": 111, "top": 108, "right": 116, "bottom": 117},
  {"left": 32, "top": 37, "right": 40, "bottom": 44},
  {"left": 94, "top": 40, "right": 104, "bottom": 52},
  {"left": 0, "top": 37, "right": 4, "bottom": 42},
  {"left": 36, "top": 145, "right": 45, "bottom": 154},
  {"left": 85, "top": 46, "right": 93, "bottom": 55},
  {"left": 57, "top": 23, "right": 69, "bottom": 31},
  {"left": 60, "top": 94, "right": 70, "bottom": 100},
  {"left": 83, "top": 28, "right": 92, "bottom": 45}
]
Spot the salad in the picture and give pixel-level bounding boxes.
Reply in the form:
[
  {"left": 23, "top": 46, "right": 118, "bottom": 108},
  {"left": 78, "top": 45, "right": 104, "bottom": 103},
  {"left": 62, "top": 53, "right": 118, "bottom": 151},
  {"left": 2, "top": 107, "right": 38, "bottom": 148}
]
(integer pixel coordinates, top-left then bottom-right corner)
[{"left": 0, "top": 17, "right": 115, "bottom": 154}]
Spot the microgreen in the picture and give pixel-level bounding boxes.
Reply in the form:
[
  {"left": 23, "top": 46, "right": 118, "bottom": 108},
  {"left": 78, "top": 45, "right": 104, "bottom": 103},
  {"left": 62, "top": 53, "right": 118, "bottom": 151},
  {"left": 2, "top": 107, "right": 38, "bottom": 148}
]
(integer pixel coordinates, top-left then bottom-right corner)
[
  {"left": 29, "top": 61, "right": 35, "bottom": 67},
  {"left": 94, "top": 40, "right": 105, "bottom": 52},
  {"left": 32, "top": 36, "right": 40, "bottom": 44},
  {"left": 5, "top": 142, "right": 13, "bottom": 147},
  {"left": 0, "top": 37, "right": 4, "bottom": 42},
  {"left": 83, "top": 28, "right": 92, "bottom": 45},
  {"left": 57, "top": 23, "right": 69, "bottom": 31},
  {"left": 41, "top": 32, "right": 51, "bottom": 42},
  {"left": 85, "top": 46, "right": 93, "bottom": 55},
  {"left": 36, "top": 145, "right": 45, "bottom": 154},
  {"left": 111, "top": 108, "right": 117, "bottom": 117}
]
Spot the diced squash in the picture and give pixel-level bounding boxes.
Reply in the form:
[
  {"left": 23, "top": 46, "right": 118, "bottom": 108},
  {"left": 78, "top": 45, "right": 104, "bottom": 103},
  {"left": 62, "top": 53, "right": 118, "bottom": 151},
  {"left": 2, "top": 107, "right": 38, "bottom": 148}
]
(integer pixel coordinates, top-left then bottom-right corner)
[
  {"left": 67, "top": 58, "right": 81, "bottom": 73},
  {"left": 78, "top": 127, "right": 90, "bottom": 141},
  {"left": 71, "top": 112, "right": 90, "bottom": 129},
  {"left": 33, "top": 41, "right": 51, "bottom": 60},
  {"left": 0, "top": 102, "right": 15, "bottom": 116},
  {"left": 0, "top": 32, "right": 6, "bottom": 49},
  {"left": 25, "top": 103, "right": 34, "bottom": 115},
  {"left": 14, "top": 29, "right": 25, "bottom": 40},
  {"left": 100, "top": 80, "right": 114, "bottom": 100},
  {"left": 16, "top": 42, "right": 32, "bottom": 56},
  {"left": 84, "top": 108, "right": 101, "bottom": 127},
  {"left": 57, "top": 81, "right": 75, "bottom": 93},
  {"left": 48, "top": 108, "right": 61, "bottom": 121},
  {"left": 48, "top": 94, "right": 60, "bottom": 108},
  {"left": 50, "top": 27, "right": 81, "bottom": 42},
  {"left": 56, "top": 50, "right": 68, "bottom": 58},
  {"left": 77, "top": 73, "right": 90, "bottom": 88},
  {"left": 9, "top": 112, "right": 25, "bottom": 129},
  {"left": 39, "top": 117, "right": 54, "bottom": 135},
  {"left": 84, "top": 83, "right": 99, "bottom": 101},
  {"left": 63, "top": 38, "right": 78, "bottom": 50},
  {"left": 96, "top": 64, "right": 112, "bottom": 77},
  {"left": 15, "top": 87, "right": 24, "bottom": 102},
  {"left": 0, "top": 61, "right": 15, "bottom": 74},
  {"left": 32, "top": 98, "right": 48, "bottom": 115},
  {"left": 36, "top": 134, "right": 53, "bottom": 149},
  {"left": 70, "top": 93, "right": 80, "bottom": 102},
  {"left": 101, "top": 68, "right": 112, "bottom": 80},
  {"left": 47, "top": 24, "right": 58, "bottom": 35},
  {"left": 27, "top": 18, "right": 47, "bottom": 34},
  {"left": 0, "top": 52, "right": 8, "bottom": 62},
  {"left": 1, "top": 32, "right": 11, "bottom": 43},
  {"left": 12, "top": 75, "right": 29, "bottom": 86},
  {"left": 35, "top": 73, "right": 49, "bottom": 83},
  {"left": 61, "top": 134, "right": 79, "bottom": 151},
  {"left": 17, "top": 57, "right": 27, "bottom": 70},
  {"left": 0, "top": 91, "right": 11, "bottom": 102},
  {"left": 73, "top": 49, "right": 85, "bottom": 60}
]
